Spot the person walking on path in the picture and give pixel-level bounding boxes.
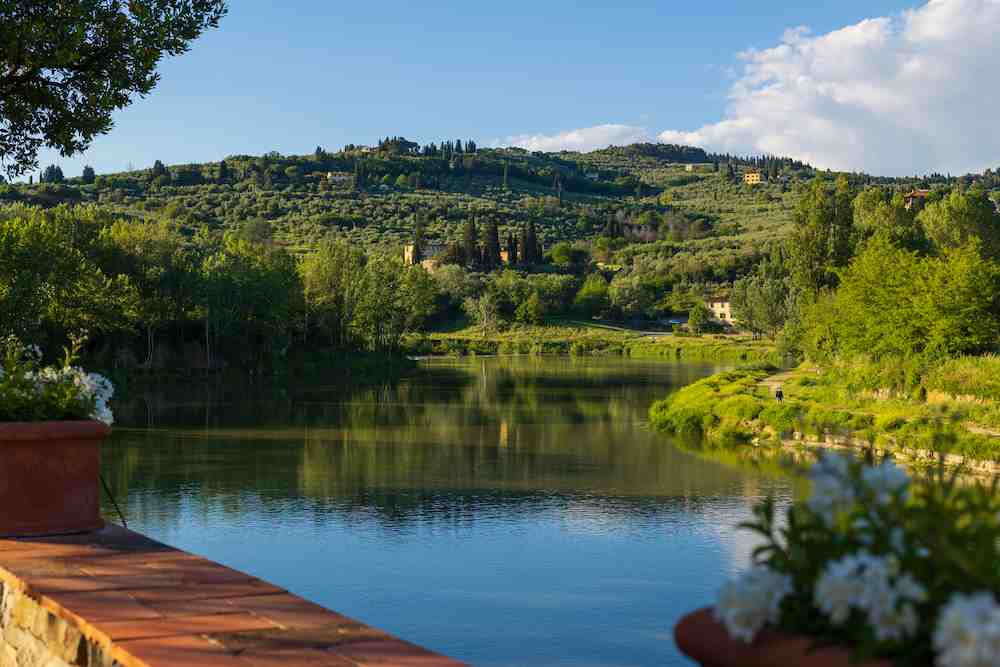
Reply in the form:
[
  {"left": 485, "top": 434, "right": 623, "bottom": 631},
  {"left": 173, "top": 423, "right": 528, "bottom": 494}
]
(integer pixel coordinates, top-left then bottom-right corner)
[{"left": 775, "top": 385, "right": 784, "bottom": 403}]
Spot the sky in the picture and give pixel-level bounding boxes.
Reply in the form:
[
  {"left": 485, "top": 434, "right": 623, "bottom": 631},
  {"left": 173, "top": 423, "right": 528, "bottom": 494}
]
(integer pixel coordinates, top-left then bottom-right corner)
[{"left": 30, "top": 0, "right": 1000, "bottom": 180}]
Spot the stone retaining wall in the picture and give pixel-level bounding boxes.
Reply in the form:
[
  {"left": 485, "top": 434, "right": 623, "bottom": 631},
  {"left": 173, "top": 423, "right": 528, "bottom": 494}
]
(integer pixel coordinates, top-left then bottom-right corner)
[{"left": 0, "top": 580, "right": 112, "bottom": 667}]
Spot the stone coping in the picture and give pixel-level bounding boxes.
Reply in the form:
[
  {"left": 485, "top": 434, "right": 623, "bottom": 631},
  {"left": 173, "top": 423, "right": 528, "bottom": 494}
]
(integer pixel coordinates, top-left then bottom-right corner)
[{"left": 0, "top": 525, "right": 466, "bottom": 666}]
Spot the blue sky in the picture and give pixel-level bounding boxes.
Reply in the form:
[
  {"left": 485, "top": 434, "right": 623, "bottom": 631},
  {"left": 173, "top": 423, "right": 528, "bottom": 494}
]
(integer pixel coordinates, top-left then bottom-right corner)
[{"left": 34, "top": 0, "right": 998, "bottom": 179}]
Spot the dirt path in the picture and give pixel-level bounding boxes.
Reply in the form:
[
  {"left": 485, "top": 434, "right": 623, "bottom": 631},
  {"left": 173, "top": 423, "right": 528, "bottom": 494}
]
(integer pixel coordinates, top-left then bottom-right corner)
[{"left": 759, "top": 369, "right": 799, "bottom": 393}]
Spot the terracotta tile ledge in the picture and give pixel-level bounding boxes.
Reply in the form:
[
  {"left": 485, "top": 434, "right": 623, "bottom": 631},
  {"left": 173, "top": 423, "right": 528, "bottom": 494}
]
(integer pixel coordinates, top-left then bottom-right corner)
[{"left": 0, "top": 524, "right": 467, "bottom": 666}]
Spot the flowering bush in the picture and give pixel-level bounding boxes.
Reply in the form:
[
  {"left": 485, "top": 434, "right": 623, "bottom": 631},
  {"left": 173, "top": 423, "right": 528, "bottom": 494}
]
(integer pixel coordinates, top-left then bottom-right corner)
[
  {"left": 0, "top": 338, "right": 114, "bottom": 425},
  {"left": 715, "top": 453, "right": 1000, "bottom": 667}
]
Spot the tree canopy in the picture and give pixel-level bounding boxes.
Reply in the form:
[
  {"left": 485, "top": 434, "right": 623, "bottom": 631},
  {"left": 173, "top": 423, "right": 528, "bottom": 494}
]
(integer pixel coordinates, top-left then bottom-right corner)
[{"left": 0, "top": 0, "right": 227, "bottom": 179}]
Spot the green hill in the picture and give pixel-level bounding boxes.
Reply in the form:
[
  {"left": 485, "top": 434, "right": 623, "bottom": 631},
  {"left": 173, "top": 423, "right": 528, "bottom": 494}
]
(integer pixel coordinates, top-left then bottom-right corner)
[{"left": 1, "top": 141, "right": 808, "bottom": 258}]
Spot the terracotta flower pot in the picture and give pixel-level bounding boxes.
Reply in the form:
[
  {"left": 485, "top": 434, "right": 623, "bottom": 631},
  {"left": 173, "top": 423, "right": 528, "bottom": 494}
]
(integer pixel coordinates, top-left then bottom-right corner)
[
  {"left": 0, "top": 421, "right": 111, "bottom": 537},
  {"left": 675, "top": 607, "right": 894, "bottom": 667}
]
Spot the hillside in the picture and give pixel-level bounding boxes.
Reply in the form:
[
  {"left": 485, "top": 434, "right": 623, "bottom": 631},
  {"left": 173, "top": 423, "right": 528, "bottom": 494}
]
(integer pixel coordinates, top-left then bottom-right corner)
[
  {"left": 0, "top": 141, "right": 812, "bottom": 272},
  {"left": 5, "top": 140, "right": 996, "bottom": 299}
]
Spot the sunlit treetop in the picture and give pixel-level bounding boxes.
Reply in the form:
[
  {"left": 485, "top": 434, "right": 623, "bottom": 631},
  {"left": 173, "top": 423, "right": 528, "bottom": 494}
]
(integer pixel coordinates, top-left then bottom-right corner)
[{"left": 0, "top": 0, "right": 227, "bottom": 180}]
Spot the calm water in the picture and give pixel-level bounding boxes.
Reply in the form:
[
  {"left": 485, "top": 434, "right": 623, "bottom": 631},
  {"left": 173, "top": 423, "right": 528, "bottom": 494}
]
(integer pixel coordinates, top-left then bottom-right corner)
[{"left": 102, "top": 357, "right": 793, "bottom": 667}]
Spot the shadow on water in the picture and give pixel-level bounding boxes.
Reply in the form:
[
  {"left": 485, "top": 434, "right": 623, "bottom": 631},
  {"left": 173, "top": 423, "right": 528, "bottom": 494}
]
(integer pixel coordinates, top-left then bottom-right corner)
[{"left": 102, "top": 356, "right": 795, "bottom": 667}]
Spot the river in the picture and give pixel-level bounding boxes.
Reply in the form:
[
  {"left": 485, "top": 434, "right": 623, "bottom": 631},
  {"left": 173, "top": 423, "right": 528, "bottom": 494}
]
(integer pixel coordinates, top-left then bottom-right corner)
[{"left": 102, "top": 356, "right": 794, "bottom": 666}]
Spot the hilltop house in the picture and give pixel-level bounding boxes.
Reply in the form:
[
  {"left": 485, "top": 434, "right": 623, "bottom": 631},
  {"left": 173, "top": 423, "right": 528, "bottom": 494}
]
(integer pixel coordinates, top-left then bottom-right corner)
[
  {"left": 404, "top": 241, "right": 447, "bottom": 268},
  {"left": 904, "top": 189, "right": 932, "bottom": 211},
  {"left": 743, "top": 170, "right": 765, "bottom": 186},
  {"left": 708, "top": 299, "right": 736, "bottom": 327}
]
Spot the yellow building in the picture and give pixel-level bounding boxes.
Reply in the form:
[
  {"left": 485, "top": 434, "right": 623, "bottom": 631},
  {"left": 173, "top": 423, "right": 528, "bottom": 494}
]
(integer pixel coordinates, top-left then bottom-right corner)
[
  {"left": 708, "top": 299, "right": 736, "bottom": 326},
  {"left": 403, "top": 241, "right": 446, "bottom": 266},
  {"left": 743, "top": 170, "right": 765, "bottom": 185}
]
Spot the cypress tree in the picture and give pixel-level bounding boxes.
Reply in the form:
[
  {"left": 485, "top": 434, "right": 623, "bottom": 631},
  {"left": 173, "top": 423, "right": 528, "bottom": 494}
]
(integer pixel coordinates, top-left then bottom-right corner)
[
  {"left": 525, "top": 221, "right": 539, "bottom": 264},
  {"left": 413, "top": 216, "right": 426, "bottom": 264},
  {"left": 482, "top": 220, "right": 501, "bottom": 270},
  {"left": 81, "top": 165, "right": 95, "bottom": 184},
  {"left": 463, "top": 218, "right": 479, "bottom": 267},
  {"left": 506, "top": 233, "right": 518, "bottom": 265},
  {"left": 518, "top": 224, "right": 530, "bottom": 265}
]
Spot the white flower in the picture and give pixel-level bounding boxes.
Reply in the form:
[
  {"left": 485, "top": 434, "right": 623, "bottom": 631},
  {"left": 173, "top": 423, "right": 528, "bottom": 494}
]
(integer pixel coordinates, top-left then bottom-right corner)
[
  {"left": 815, "top": 554, "right": 871, "bottom": 624},
  {"left": 20, "top": 364, "right": 115, "bottom": 425},
  {"left": 808, "top": 453, "right": 856, "bottom": 523},
  {"left": 815, "top": 552, "right": 925, "bottom": 642},
  {"left": 715, "top": 566, "right": 790, "bottom": 643},
  {"left": 934, "top": 593, "right": 1000, "bottom": 667},
  {"left": 862, "top": 460, "right": 911, "bottom": 506}
]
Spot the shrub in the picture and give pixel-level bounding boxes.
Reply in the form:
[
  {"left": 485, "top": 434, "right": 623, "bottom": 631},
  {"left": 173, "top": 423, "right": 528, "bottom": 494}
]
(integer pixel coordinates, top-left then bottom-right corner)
[{"left": 759, "top": 404, "right": 801, "bottom": 436}]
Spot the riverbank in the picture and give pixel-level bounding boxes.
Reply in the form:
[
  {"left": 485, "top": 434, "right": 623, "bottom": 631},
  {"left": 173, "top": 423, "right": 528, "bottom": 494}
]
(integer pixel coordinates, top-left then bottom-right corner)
[
  {"left": 649, "top": 359, "right": 1000, "bottom": 464},
  {"left": 404, "top": 324, "right": 780, "bottom": 362}
]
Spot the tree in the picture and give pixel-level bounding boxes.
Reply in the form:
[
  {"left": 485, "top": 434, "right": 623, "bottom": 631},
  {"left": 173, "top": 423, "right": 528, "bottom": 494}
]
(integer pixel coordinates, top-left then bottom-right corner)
[
  {"left": 515, "top": 292, "right": 544, "bottom": 325},
  {"left": 830, "top": 175, "right": 855, "bottom": 267},
  {"left": 687, "top": 302, "right": 712, "bottom": 334},
  {"left": 412, "top": 217, "right": 426, "bottom": 264},
  {"left": 731, "top": 274, "right": 789, "bottom": 339},
  {"left": 97, "top": 219, "right": 191, "bottom": 367},
  {"left": 299, "top": 239, "right": 365, "bottom": 348},
  {"left": 151, "top": 160, "right": 168, "bottom": 178},
  {"left": 284, "top": 165, "right": 302, "bottom": 185},
  {"left": 400, "top": 265, "right": 439, "bottom": 331},
  {"left": 574, "top": 274, "right": 610, "bottom": 319},
  {"left": 462, "top": 219, "right": 479, "bottom": 266},
  {"left": 0, "top": 1, "right": 228, "bottom": 179},
  {"left": 217, "top": 160, "right": 230, "bottom": 183},
  {"left": 463, "top": 293, "right": 502, "bottom": 333},
  {"left": 609, "top": 273, "right": 656, "bottom": 321},
  {"left": 81, "top": 165, "right": 95, "bottom": 184},
  {"left": 354, "top": 253, "right": 409, "bottom": 352},
  {"left": 40, "top": 165, "right": 64, "bottom": 183},
  {"left": 482, "top": 220, "right": 501, "bottom": 270},
  {"left": 789, "top": 177, "right": 855, "bottom": 295},
  {"left": 918, "top": 188, "right": 1000, "bottom": 259},
  {"left": 518, "top": 224, "right": 530, "bottom": 265},
  {"left": 853, "top": 187, "right": 925, "bottom": 252},
  {"left": 506, "top": 232, "right": 518, "bottom": 265},
  {"left": 548, "top": 241, "right": 588, "bottom": 271},
  {"left": 0, "top": 204, "right": 138, "bottom": 345},
  {"left": 802, "top": 234, "right": 1000, "bottom": 361}
]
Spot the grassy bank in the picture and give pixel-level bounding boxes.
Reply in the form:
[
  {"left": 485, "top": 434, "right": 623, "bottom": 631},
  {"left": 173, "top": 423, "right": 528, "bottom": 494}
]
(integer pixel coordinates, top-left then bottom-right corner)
[
  {"left": 404, "top": 322, "right": 780, "bottom": 362},
  {"left": 649, "top": 359, "right": 1000, "bottom": 462},
  {"left": 627, "top": 334, "right": 781, "bottom": 364}
]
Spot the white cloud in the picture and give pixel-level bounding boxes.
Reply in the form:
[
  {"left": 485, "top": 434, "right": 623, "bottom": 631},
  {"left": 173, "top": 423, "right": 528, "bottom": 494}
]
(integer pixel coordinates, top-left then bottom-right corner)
[
  {"left": 497, "top": 124, "right": 651, "bottom": 153},
  {"left": 658, "top": 0, "right": 1000, "bottom": 176}
]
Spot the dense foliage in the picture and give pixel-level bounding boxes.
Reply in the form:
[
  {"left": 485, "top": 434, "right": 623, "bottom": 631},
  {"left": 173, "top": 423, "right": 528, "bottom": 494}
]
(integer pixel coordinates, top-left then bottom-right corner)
[{"left": 0, "top": 203, "right": 435, "bottom": 369}]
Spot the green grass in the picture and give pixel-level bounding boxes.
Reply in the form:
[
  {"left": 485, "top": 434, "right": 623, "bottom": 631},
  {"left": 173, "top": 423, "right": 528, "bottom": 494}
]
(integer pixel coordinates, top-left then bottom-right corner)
[
  {"left": 406, "top": 322, "right": 781, "bottom": 361},
  {"left": 404, "top": 322, "right": 639, "bottom": 357},
  {"left": 628, "top": 334, "right": 781, "bottom": 364},
  {"left": 649, "top": 360, "right": 1000, "bottom": 462}
]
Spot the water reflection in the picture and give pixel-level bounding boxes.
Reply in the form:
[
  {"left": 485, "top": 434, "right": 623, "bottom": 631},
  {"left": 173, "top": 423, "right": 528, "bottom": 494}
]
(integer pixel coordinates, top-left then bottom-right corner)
[{"left": 103, "top": 357, "right": 793, "bottom": 667}]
